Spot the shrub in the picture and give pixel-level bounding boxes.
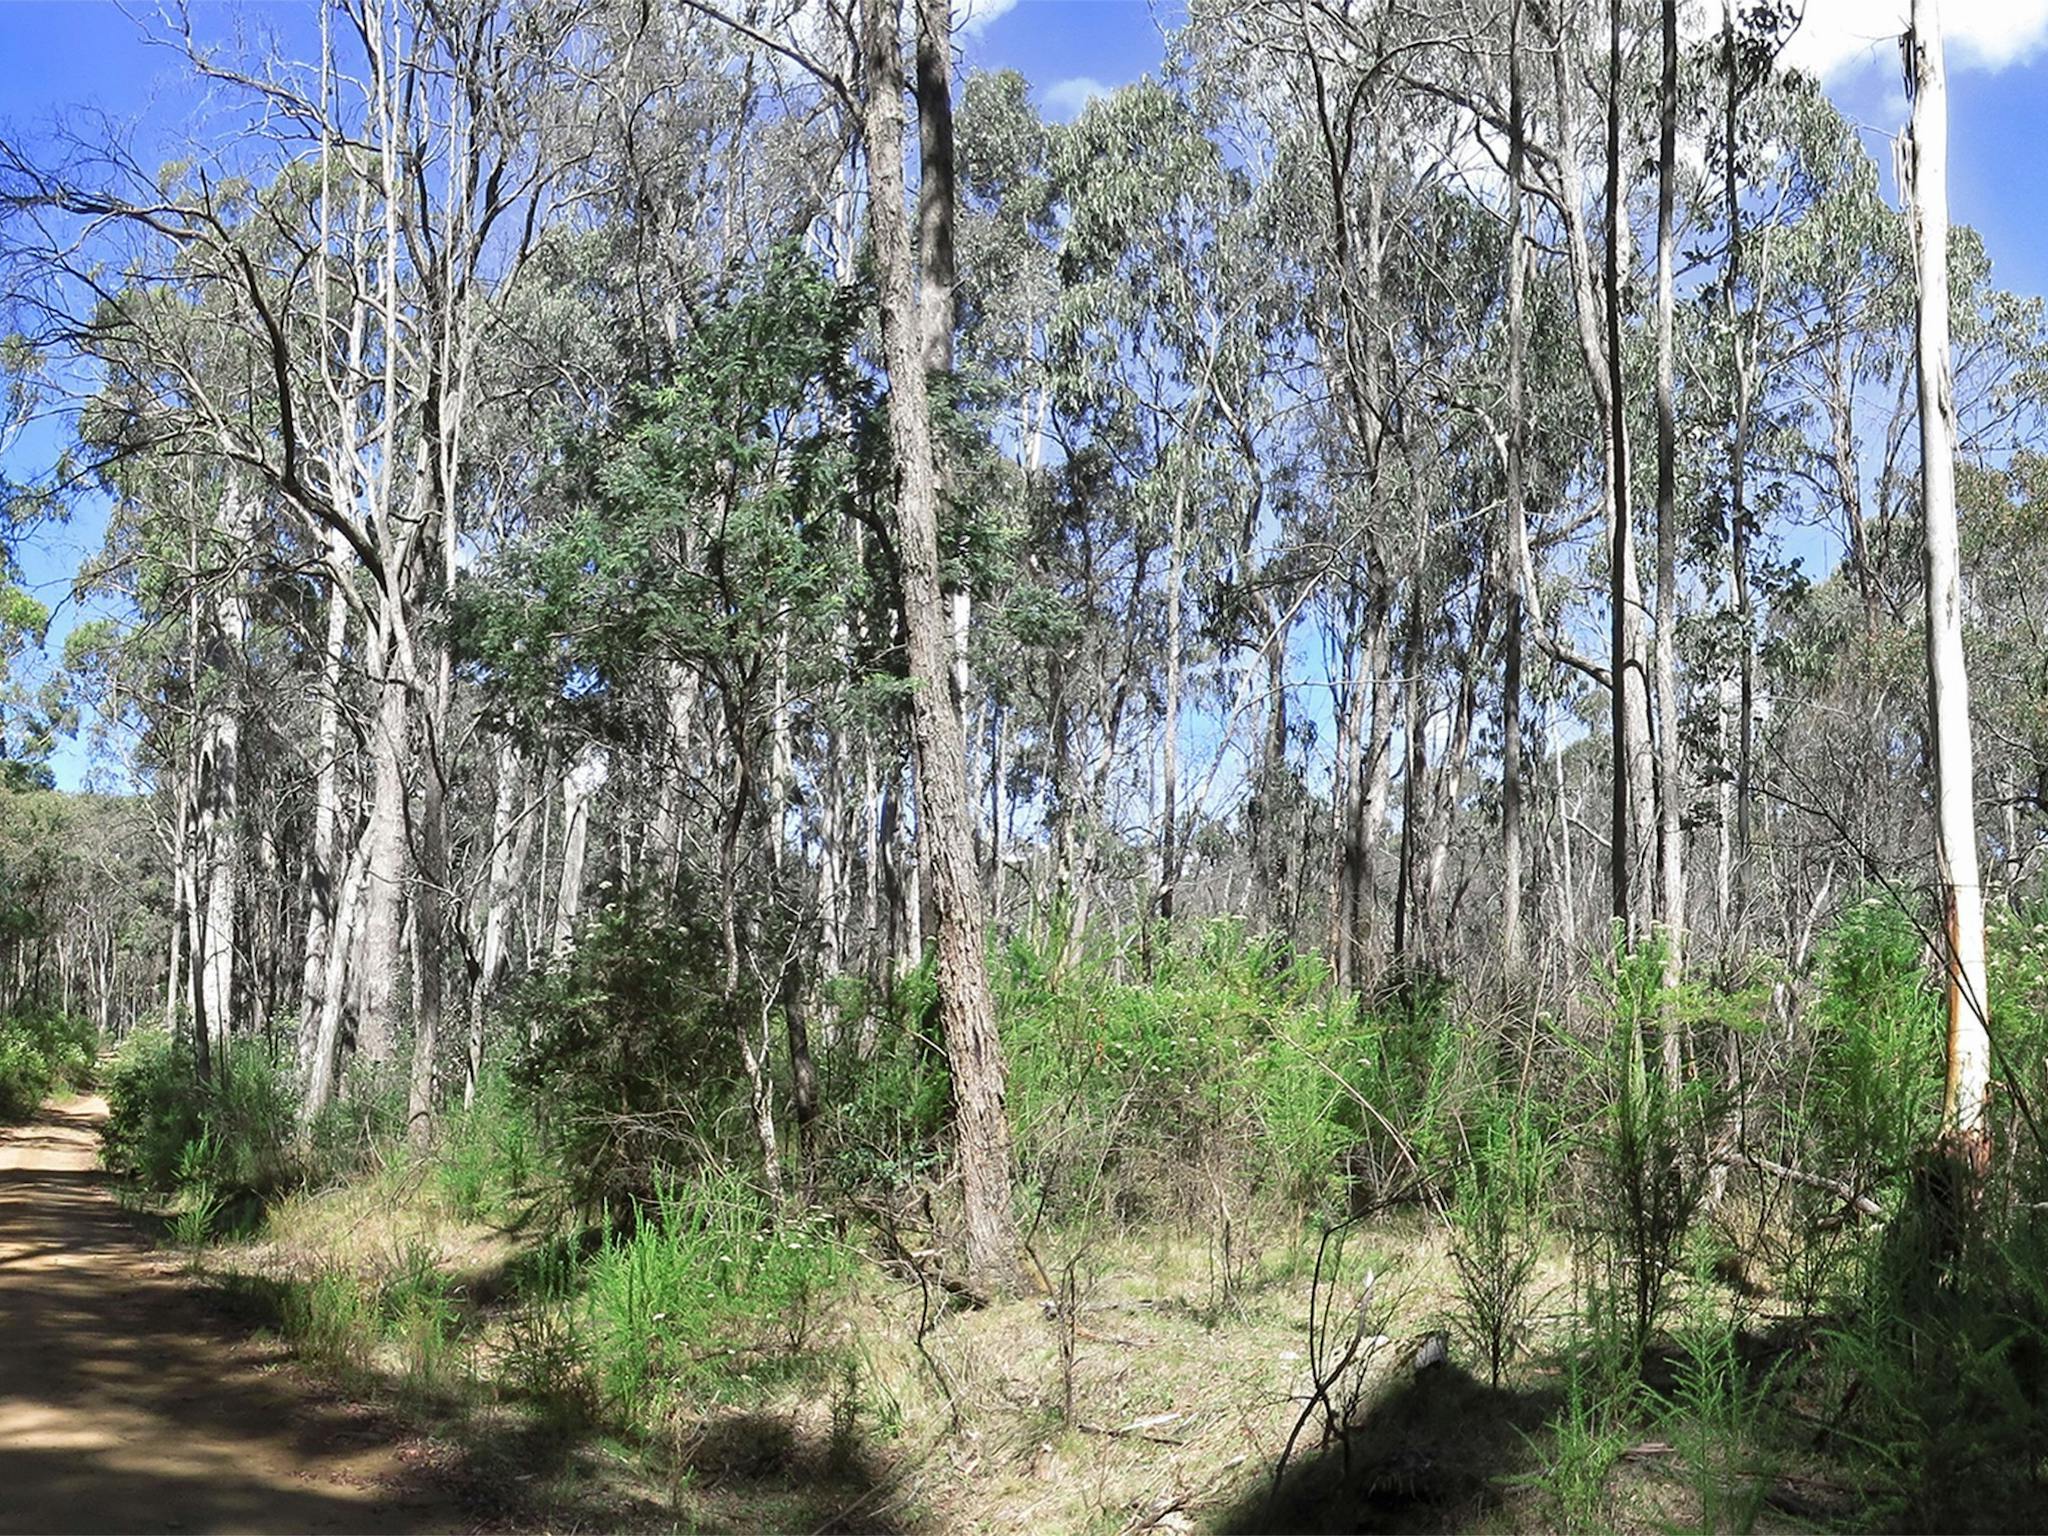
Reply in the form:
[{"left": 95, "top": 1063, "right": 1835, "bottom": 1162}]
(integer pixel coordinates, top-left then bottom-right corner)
[
  {"left": 305, "top": 1073, "right": 404, "bottom": 1185},
  {"left": 0, "top": 1030, "right": 49, "bottom": 1121},
  {"left": 434, "top": 1073, "right": 540, "bottom": 1222},
  {"left": 0, "top": 1007, "right": 96, "bottom": 1121},
  {"left": 1818, "top": 1184, "right": 2048, "bottom": 1532},
  {"left": 507, "top": 891, "right": 748, "bottom": 1212},
  {"left": 992, "top": 921, "right": 1361, "bottom": 1222},
  {"left": 583, "top": 1167, "right": 846, "bottom": 1423},
  {"left": 101, "top": 1030, "right": 297, "bottom": 1202},
  {"left": 1448, "top": 1090, "right": 1557, "bottom": 1386},
  {"left": 1571, "top": 941, "right": 1715, "bottom": 1363},
  {"left": 1806, "top": 898, "right": 1943, "bottom": 1193}
]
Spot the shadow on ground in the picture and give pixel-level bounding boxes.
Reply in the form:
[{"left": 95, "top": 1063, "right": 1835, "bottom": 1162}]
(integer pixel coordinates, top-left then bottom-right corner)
[
  {"left": 205, "top": 1237, "right": 921, "bottom": 1532},
  {"left": 0, "top": 1097, "right": 468, "bottom": 1535},
  {"left": 1217, "top": 1364, "right": 1558, "bottom": 1535}
]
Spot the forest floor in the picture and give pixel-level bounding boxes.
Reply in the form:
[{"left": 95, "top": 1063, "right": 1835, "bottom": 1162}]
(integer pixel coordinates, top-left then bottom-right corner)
[
  {"left": 0, "top": 1094, "right": 475, "bottom": 1536},
  {"left": 1, "top": 1093, "right": 1859, "bottom": 1533}
]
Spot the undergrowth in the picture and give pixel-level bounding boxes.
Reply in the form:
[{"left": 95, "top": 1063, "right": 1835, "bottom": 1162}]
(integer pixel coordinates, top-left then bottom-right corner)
[
  {"left": 0, "top": 1006, "right": 96, "bottom": 1121},
  {"left": 89, "top": 906, "right": 2048, "bottom": 1533}
]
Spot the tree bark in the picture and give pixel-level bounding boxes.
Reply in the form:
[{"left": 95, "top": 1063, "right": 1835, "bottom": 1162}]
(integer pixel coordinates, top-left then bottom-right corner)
[
  {"left": 862, "top": 0, "right": 1018, "bottom": 1294},
  {"left": 1724, "top": 0, "right": 1759, "bottom": 942},
  {"left": 1654, "top": 0, "right": 1687, "bottom": 1071},
  {"left": 469, "top": 738, "right": 527, "bottom": 1104},
  {"left": 1502, "top": 0, "right": 1530, "bottom": 979},
  {"left": 1605, "top": 0, "right": 1638, "bottom": 941},
  {"left": 1909, "top": 0, "right": 1993, "bottom": 1156},
  {"left": 551, "top": 747, "right": 606, "bottom": 960},
  {"left": 1158, "top": 483, "right": 1187, "bottom": 926},
  {"left": 355, "top": 614, "right": 409, "bottom": 1070}
]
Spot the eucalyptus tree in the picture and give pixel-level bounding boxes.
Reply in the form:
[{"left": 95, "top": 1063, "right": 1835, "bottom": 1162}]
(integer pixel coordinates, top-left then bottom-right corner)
[
  {"left": 1651, "top": 0, "right": 1684, "bottom": 1016},
  {"left": 1030, "top": 80, "right": 1288, "bottom": 941},
  {"left": 1906, "top": 0, "right": 1991, "bottom": 1165},
  {"left": 459, "top": 250, "right": 873, "bottom": 1196},
  {"left": 860, "top": 0, "right": 1019, "bottom": 1291}
]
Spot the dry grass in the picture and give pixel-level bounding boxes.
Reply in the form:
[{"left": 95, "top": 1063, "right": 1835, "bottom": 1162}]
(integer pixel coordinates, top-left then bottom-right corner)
[{"left": 193, "top": 1169, "right": 1841, "bottom": 1534}]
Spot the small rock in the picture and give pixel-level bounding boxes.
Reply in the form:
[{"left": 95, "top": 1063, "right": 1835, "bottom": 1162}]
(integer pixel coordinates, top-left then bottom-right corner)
[{"left": 1413, "top": 1332, "right": 1448, "bottom": 1372}]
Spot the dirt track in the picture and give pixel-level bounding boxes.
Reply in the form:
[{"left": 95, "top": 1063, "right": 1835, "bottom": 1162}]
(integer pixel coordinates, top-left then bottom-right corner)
[{"left": 0, "top": 1094, "right": 467, "bottom": 1535}]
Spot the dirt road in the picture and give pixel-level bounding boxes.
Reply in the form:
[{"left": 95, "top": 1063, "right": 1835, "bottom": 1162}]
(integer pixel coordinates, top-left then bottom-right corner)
[{"left": 0, "top": 1094, "right": 468, "bottom": 1535}]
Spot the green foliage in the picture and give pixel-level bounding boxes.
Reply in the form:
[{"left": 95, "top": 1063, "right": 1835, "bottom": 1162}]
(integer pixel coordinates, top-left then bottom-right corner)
[
  {"left": 434, "top": 1073, "right": 539, "bottom": 1223},
  {"left": 834, "top": 923, "right": 1546, "bottom": 1233},
  {"left": 507, "top": 892, "right": 746, "bottom": 1213},
  {"left": 582, "top": 1169, "right": 846, "bottom": 1422},
  {"left": 1448, "top": 1090, "right": 1557, "bottom": 1386},
  {"left": 1573, "top": 941, "right": 1716, "bottom": 1363},
  {"left": 1807, "top": 897, "right": 1943, "bottom": 1190},
  {"left": 1517, "top": 1353, "right": 1628, "bottom": 1535},
  {"left": 1817, "top": 1188, "right": 2048, "bottom": 1532},
  {"left": 990, "top": 921, "right": 1354, "bottom": 1221},
  {"left": 305, "top": 1076, "right": 405, "bottom": 1185},
  {"left": 0, "top": 1006, "right": 94, "bottom": 1120},
  {"left": 827, "top": 962, "right": 953, "bottom": 1193},
  {"left": 455, "top": 244, "right": 876, "bottom": 743},
  {"left": 100, "top": 1030, "right": 296, "bottom": 1203},
  {"left": 1659, "top": 1273, "right": 1782, "bottom": 1535},
  {"left": 380, "top": 1241, "right": 465, "bottom": 1396},
  {"left": 281, "top": 1264, "right": 377, "bottom": 1373}
]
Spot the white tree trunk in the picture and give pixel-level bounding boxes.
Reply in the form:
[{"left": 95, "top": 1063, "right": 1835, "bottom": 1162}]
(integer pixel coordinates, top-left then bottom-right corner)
[
  {"left": 297, "top": 545, "right": 351, "bottom": 1083},
  {"left": 551, "top": 748, "right": 608, "bottom": 961},
  {"left": 1910, "top": 0, "right": 1993, "bottom": 1151},
  {"left": 355, "top": 624, "right": 410, "bottom": 1069}
]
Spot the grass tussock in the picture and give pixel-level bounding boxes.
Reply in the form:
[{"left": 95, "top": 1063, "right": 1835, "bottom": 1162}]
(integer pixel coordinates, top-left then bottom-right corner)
[{"left": 87, "top": 908, "right": 2048, "bottom": 1533}]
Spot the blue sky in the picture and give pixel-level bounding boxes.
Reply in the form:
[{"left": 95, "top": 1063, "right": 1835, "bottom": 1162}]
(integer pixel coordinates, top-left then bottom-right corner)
[{"left": 3, "top": 0, "right": 2048, "bottom": 789}]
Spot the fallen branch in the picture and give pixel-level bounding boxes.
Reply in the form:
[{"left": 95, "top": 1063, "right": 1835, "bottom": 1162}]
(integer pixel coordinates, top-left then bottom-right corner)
[
  {"left": 1722, "top": 1152, "right": 1883, "bottom": 1218},
  {"left": 1078, "top": 1411, "right": 1192, "bottom": 1445}
]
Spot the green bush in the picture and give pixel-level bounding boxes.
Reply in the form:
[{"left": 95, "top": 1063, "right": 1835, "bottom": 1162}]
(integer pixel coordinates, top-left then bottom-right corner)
[
  {"left": 993, "top": 922, "right": 1353, "bottom": 1221},
  {"left": 1806, "top": 898, "right": 1943, "bottom": 1192},
  {"left": 507, "top": 892, "right": 748, "bottom": 1212},
  {"left": 1818, "top": 1183, "right": 2048, "bottom": 1531},
  {"left": 101, "top": 1030, "right": 297, "bottom": 1201},
  {"left": 831, "top": 922, "right": 1495, "bottom": 1227},
  {"left": 434, "top": 1073, "right": 541, "bottom": 1222},
  {"left": 305, "top": 1073, "right": 405, "bottom": 1185},
  {"left": 583, "top": 1167, "right": 846, "bottom": 1422},
  {"left": 0, "top": 1007, "right": 96, "bottom": 1121},
  {"left": 1571, "top": 941, "right": 1715, "bottom": 1363},
  {"left": 1448, "top": 1089, "right": 1558, "bottom": 1386},
  {"left": 0, "top": 1031, "right": 49, "bottom": 1121}
]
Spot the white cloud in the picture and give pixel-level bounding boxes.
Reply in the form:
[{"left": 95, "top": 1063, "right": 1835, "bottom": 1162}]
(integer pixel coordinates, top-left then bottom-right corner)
[
  {"left": 1782, "top": 0, "right": 2048, "bottom": 82},
  {"left": 1041, "top": 75, "right": 1110, "bottom": 119},
  {"left": 956, "top": 0, "right": 1022, "bottom": 38}
]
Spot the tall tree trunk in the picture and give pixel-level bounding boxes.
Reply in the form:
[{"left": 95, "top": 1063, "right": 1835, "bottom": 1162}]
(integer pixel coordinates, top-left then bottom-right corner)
[
  {"left": 469, "top": 739, "right": 527, "bottom": 1104},
  {"left": 1654, "top": 0, "right": 1687, "bottom": 1075},
  {"left": 1393, "top": 597, "right": 1426, "bottom": 963},
  {"left": 551, "top": 748, "right": 606, "bottom": 959},
  {"left": 1254, "top": 602, "right": 1294, "bottom": 931},
  {"left": 1909, "top": 0, "right": 1992, "bottom": 1159},
  {"left": 298, "top": 549, "right": 350, "bottom": 1086},
  {"left": 862, "top": 0, "right": 1017, "bottom": 1293},
  {"left": 197, "top": 704, "right": 240, "bottom": 1059},
  {"left": 1158, "top": 484, "right": 1187, "bottom": 926},
  {"left": 1502, "top": 0, "right": 1530, "bottom": 980},
  {"left": 1328, "top": 596, "right": 1370, "bottom": 991},
  {"left": 302, "top": 843, "right": 369, "bottom": 1124},
  {"left": 718, "top": 718, "right": 782, "bottom": 1202},
  {"left": 408, "top": 689, "right": 450, "bottom": 1147},
  {"left": 1425, "top": 591, "right": 1489, "bottom": 958},
  {"left": 356, "top": 618, "right": 409, "bottom": 1070},
  {"left": 1356, "top": 575, "right": 1397, "bottom": 985},
  {"left": 1724, "top": 0, "right": 1758, "bottom": 942},
  {"left": 1605, "top": 0, "right": 1637, "bottom": 942}
]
